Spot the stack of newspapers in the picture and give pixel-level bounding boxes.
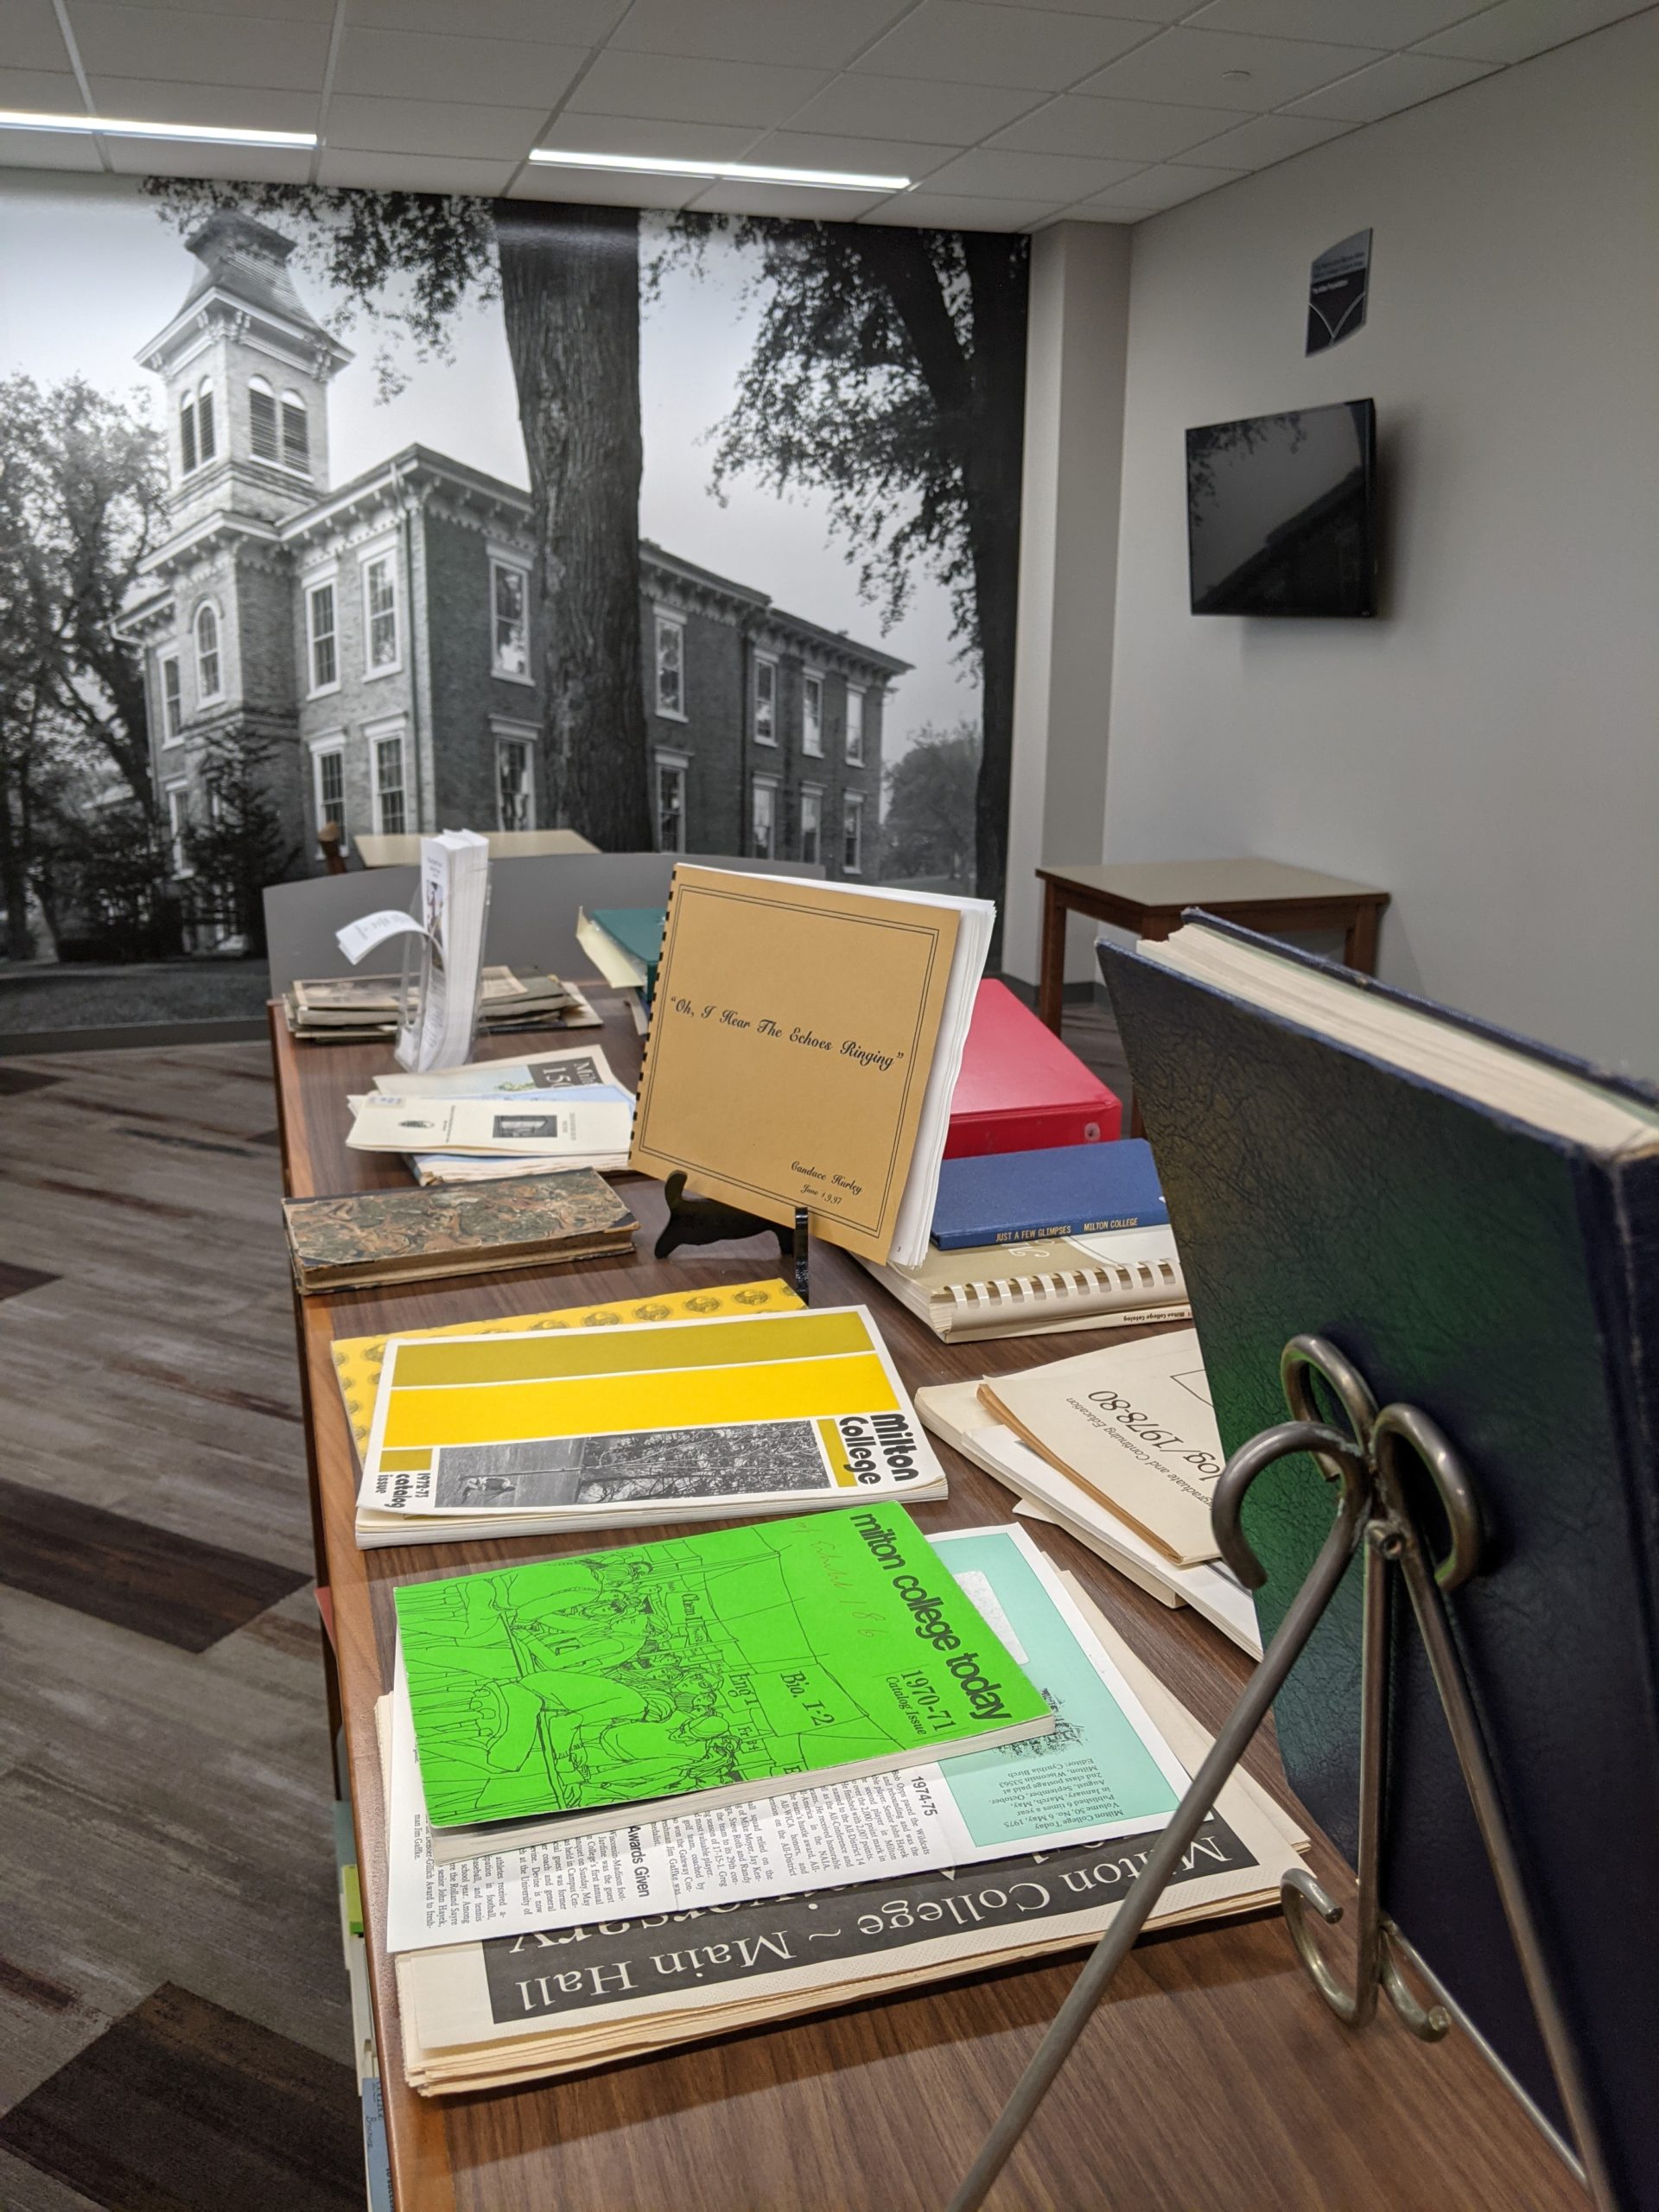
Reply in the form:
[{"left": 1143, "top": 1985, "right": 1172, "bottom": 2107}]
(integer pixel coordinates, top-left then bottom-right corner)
[
  {"left": 345, "top": 1045, "right": 635, "bottom": 1185},
  {"left": 372, "top": 1521, "right": 1306, "bottom": 2095},
  {"left": 284, "top": 966, "right": 599, "bottom": 1044}
]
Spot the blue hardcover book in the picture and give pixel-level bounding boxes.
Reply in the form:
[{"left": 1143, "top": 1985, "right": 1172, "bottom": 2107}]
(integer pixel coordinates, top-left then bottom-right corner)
[
  {"left": 1102, "top": 914, "right": 1659, "bottom": 2210},
  {"left": 930, "top": 1138, "right": 1167, "bottom": 1249}
]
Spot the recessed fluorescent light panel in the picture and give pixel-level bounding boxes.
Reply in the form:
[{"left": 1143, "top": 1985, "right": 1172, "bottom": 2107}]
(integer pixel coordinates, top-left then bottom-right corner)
[
  {"left": 0, "top": 109, "right": 315, "bottom": 149},
  {"left": 530, "top": 149, "right": 910, "bottom": 193}
]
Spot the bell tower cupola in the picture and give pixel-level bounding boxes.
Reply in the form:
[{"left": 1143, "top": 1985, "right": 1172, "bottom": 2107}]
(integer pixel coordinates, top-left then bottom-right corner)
[{"left": 136, "top": 212, "right": 353, "bottom": 527}]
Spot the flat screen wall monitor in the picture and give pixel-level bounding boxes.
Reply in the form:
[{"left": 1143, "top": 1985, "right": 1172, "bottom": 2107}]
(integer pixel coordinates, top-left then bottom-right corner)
[{"left": 1185, "top": 398, "right": 1378, "bottom": 618}]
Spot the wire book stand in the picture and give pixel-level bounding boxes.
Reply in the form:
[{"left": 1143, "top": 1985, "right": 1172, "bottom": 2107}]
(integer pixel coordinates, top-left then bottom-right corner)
[{"left": 949, "top": 1333, "right": 1611, "bottom": 2212}]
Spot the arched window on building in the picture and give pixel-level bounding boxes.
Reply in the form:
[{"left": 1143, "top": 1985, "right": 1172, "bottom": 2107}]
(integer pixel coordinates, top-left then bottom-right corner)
[
  {"left": 196, "top": 378, "right": 216, "bottom": 463},
  {"left": 180, "top": 389, "right": 198, "bottom": 474},
  {"left": 280, "top": 390, "right": 310, "bottom": 474},
  {"left": 248, "top": 375, "right": 279, "bottom": 463},
  {"left": 195, "top": 602, "right": 222, "bottom": 701}
]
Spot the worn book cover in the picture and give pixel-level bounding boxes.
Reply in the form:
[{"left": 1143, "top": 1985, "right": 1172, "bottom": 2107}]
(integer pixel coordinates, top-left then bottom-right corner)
[
  {"left": 283, "top": 1171, "right": 635, "bottom": 1293},
  {"left": 981, "top": 1328, "right": 1225, "bottom": 1567},
  {"left": 629, "top": 866, "right": 962, "bottom": 1265},
  {"left": 397, "top": 1505, "right": 1052, "bottom": 1843},
  {"left": 359, "top": 1304, "right": 945, "bottom": 1523}
]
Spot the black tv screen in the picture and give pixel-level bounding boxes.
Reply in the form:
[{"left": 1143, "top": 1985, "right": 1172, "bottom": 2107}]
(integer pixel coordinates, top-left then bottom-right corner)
[{"left": 1185, "top": 398, "right": 1377, "bottom": 617}]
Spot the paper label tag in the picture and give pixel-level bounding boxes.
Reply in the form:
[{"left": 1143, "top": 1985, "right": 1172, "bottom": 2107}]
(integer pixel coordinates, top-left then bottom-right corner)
[{"left": 336, "top": 909, "right": 429, "bottom": 965}]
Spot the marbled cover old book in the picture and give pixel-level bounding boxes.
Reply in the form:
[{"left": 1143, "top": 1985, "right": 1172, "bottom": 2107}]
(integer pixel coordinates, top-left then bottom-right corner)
[{"left": 283, "top": 1170, "right": 635, "bottom": 1294}]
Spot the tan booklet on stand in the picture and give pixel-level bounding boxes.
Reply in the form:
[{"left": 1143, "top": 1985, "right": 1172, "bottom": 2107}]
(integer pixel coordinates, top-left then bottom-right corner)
[{"left": 629, "top": 866, "right": 991, "bottom": 1268}]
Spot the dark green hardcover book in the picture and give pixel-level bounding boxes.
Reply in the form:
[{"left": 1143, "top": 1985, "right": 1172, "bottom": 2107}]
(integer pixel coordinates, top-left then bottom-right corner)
[{"left": 1102, "top": 915, "right": 1659, "bottom": 2209}]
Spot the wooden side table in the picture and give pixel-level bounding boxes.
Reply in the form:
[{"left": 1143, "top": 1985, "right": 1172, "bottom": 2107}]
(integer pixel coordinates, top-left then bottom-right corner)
[{"left": 1037, "top": 857, "right": 1389, "bottom": 1033}]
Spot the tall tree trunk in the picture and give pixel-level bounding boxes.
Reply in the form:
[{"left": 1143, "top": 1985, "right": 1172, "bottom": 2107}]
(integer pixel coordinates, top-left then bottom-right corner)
[
  {"left": 962, "top": 235, "right": 1029, "bottom": 960},
  {"left": 493, "top": 202, "right": 652, "bottom": 849},
  {"left": 0, "top": 762, "right": 34, "bottom": 958}
]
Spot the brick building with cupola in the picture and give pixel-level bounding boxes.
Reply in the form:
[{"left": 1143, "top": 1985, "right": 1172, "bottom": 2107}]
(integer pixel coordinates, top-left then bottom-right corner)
[{"left": 118, "top": 211, "right": 906, "bottom": 897}]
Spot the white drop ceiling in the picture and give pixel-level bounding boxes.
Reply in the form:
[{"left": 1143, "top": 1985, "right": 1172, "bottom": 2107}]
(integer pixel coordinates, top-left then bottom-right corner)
[{"left": 3, "top": 0, "right": 1651, "bottom": 227}]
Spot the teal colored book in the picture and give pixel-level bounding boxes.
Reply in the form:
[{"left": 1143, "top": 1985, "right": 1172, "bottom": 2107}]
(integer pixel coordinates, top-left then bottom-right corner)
[
  {"left": 582, "top": 906, "right": 665, "bottom": 1005},
  {"left": 398, "top": 1507, "right": 1054, "bottom": 1857}
]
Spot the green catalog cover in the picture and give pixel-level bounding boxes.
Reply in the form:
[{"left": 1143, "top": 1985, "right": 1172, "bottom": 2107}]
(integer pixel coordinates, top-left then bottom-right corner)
[{"left": 396, "top": 1505, "right": 1052, "bottom": 1849}]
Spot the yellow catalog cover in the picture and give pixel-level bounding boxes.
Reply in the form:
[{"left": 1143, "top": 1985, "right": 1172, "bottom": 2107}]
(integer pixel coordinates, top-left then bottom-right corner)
[
  {"left": 359, "top": 1304, "right": 947, "bottom": 1526},
  {"left": 630, "top": 866, "right": 971, "bottom": 1266}
]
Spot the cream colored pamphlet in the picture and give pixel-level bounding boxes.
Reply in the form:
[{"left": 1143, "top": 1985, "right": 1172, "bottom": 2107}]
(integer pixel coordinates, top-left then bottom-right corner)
[
  {"left": 981, "top": 1328, "right": 1224, "bottom": 1567},
  {"left": 629, "top": 866, "right": 964, "bottom": 1266}
]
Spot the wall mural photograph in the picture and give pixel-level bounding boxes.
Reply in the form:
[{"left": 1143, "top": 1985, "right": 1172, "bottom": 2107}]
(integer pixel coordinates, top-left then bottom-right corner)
[{"left": 0, "top": 174, "right": 1028, "bottom": 1028}]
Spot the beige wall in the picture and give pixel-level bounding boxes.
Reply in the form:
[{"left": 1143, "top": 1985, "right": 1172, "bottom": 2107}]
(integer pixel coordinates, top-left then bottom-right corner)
[
  {"left": 1101, "top": 10, "right": 1659, "bottom": 1071},
  {"left": 1004, "top": 221, "right": 1132, "bottom": 987}
]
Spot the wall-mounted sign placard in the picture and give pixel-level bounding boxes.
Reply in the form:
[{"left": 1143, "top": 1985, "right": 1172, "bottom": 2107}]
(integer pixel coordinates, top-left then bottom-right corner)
[{"left": 1306, "top": 228, "right": 1372, "bottom": 354}]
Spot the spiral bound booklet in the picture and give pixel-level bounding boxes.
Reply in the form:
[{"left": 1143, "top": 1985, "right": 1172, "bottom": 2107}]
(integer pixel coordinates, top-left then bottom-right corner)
[
  {"left": 629, "top": 867, "right": 993, "bottom": 1268},
  {"left": 861, "top": 1221, "right": 1189, "bottom": 1342}
]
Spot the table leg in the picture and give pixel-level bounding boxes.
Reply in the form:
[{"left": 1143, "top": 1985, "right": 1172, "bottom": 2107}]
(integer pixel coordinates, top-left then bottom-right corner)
[
  {"left": 1344, "top": 903, "right": 1381, "bottom": 975},
  {"left": 1037, "top": 880, "right": 1068, "bottom": 1035}
]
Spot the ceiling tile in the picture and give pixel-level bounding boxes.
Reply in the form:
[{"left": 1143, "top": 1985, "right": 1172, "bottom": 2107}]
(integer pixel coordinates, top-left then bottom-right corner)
[
  {"left": 567, "top": 49, "right": 830, "bottom": 126},
  {"left": 352, "top": 0, "right": 626, "bottom": 33},
  {"left": 7, "top": 0, "right": 76, "bottom": 71},
  {"left": 609, "top": 0, "right": 912, "bottom": 71},
  {"left": 0, "top": 127, "right": 103, "bottom": 169},
  {"left": 1177, "top": 109, "right": 1357, "bottom": 164},
  {"left": 970, "top": 0, "right": 1189, "bottom": 19},
  {"left": 921, "top": 144, "right": 1143, "bottom": 195},
  {"left": 1415, "top": 0, "right": 1649, "bottom": 62},
  {"left": 990, "top": 91, "right": 1242, "bottom": 158},
  {"left": 86, "top": 0, "right": 336, "bottom": 17},
  {"left": 852, "top": 3, "right": 1160, "bottom": 91},
  {"left": 1077, "top": 26, "right": 1382, "bottom": 108},
  {"left": 538, "top": 112, "right": 763, "bottom": 162},
  {"left": 1186, "top": 0, "right": 1487, "bottom": 45},
  {"left": 325, "top": 92, "right": 547, "bottom": 160},
  {"left": 506, "top": 166, "right": 702, "bottom": 208},
  {"left": 1287, "top": 48, "right": 1497, "bottom": 118},
  {"left": 1044, "top": 200, "right": 1143, "bottom": 222},
  {"left": 685, "top": 177, "right": 891, "bottom": 218},
  {"left": 317, "top": 148, "right": 519, "bottom": 193},
  {"left": 862, "top": 188, "right": 1058, "bottom": 228},
  {"left": 785, "top": 71, "right": 1042, "bottom": 139},
  {"left": 744, "top": 130, "right": 966, "bottom": 181},
  {"left": 67, "top": 4, "right": 333, "bottom": 90},
  {"left": 1082, "top": 157, "right": 1243, "bottom": 206},
  {"left": 85, "top": 76, "right": 321, "bottom": 131},
  {"left": 332, "top": 27, "right": 588, "bottom": 109},
  {"left": 352, "top": 0, "right": 628, "bottom": 31},
  {"left": 0, "top": 68, "right": 84, "bottom": 112},
  {"left": 103, "top": 137, "right": 315, "bottom": 181}
]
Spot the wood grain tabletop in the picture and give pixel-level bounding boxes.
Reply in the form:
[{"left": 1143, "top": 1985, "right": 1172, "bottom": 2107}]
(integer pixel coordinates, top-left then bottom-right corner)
[{"left": 270, "top": 995, "right": 1582, "bottom": 2212}]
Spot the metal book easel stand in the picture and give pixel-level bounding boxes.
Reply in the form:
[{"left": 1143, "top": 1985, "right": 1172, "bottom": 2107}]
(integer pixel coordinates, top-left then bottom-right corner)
[
  {"left": 652, "top": 1175, "right": 812, "bottom": 1303},
  {"left": 948, "top": 1333, "right": 1614, "bottom": 2212}
]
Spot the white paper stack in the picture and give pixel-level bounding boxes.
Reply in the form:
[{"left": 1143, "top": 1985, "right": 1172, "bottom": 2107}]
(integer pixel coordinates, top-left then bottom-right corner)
[
  {"left": 396, "top": 830, "right": 491, "bottom": 1073},
  {"left": 915, "top": 1380, "right": 1261, "bottom": 1654}
]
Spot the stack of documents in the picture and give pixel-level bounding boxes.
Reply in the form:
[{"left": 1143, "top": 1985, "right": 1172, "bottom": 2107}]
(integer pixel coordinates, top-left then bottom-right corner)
[
  {"left": 283, "top": 966, "right": 598, "bottom": 1044},
  {"left": 917, "top": 1378, "right": 1259, "bottom": 1652},
  {"left": 376, "top": 1530, "right": 1304, "bottom": 2092},
  {"left": 861, "top": 1221, "right": 1189, "bottom": 1342},
  {"left": 395, "top": 830, "right": 491, "bottom": 1071},
  {"left": 348, "top": 1300, "right": 949, "bottom": 1548},
  {"left": 350, "top": 1044, "right": 634, "bottom": 1183}
]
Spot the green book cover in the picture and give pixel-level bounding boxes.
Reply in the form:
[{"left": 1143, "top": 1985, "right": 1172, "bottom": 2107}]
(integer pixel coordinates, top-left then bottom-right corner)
[
  {"left": 590, "top": 907, "right": 664, "bottom": 1002},
  {"left": 395, "top": 1506, "right": 1051, "bottom": 1834}
]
